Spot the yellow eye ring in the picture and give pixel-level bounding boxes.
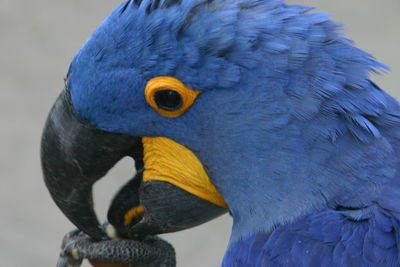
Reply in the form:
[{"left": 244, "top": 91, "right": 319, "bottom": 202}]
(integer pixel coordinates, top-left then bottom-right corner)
[{"left": 145, "top": 76, "right": 201, "bottom": 118}]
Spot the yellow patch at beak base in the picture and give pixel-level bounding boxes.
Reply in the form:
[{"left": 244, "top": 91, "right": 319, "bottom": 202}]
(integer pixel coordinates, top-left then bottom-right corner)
[
  {"left": 124, "top": 205, "right": 145, "bottom": 225},
  {"left": 142, "top": 137, "right": 227, "bottom": 208}
]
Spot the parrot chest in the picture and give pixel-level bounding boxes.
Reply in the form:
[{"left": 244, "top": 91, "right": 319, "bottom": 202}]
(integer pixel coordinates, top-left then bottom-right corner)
[{"left": 222, "top": 184, "right": 400, "bottom": 267}]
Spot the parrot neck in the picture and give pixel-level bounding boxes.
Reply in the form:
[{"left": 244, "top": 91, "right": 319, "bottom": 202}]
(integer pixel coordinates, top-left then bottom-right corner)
[
  {"left": 221, "top": 178, "right": 400, "bottom": 267},
  {"left": 191, "top": 113, "right": 397, "bottom": 244}
]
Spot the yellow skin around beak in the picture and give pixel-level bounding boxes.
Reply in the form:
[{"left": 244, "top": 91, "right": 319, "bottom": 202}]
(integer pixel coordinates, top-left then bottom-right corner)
[
  {"left": 124, "top": 205, "right": 145, "bottom": 226},
  {"left": 142, "top": 137, "right": 228, "bottom": 208},
  {"left": 123, "top": 136, "right": 227, "bottom": 226}
]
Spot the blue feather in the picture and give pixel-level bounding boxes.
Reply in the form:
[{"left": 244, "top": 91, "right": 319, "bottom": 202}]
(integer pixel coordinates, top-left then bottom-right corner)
[
  {"left": 66, "top": 0, "right": 400, "bottom": 265},
  {"left": 224, "top": 199, "right": 400, "bottom": 266}
]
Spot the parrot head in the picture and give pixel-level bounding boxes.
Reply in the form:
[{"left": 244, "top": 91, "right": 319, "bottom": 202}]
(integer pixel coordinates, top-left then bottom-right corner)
[{"left": 41, "top": 0, "right": 395, "bottom": 243}]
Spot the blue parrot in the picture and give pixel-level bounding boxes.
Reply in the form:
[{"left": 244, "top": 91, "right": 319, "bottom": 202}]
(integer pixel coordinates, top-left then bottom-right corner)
[{"left": 41, "top": 0, "right": 400, "bottom": 266}]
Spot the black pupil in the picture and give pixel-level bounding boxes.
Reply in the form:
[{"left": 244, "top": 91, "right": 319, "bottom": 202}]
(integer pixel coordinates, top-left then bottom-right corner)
[{"left": 154, "top": 89, "right": 183, "bottom": 111}]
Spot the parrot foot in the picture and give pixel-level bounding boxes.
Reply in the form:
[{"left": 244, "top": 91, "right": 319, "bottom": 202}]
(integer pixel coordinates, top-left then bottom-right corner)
[{"left": 57, "top": 228, "right": 176, "bottom": 267}]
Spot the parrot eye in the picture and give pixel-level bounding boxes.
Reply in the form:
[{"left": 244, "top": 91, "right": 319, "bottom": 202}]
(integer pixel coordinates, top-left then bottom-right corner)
[
  {"left": 145, "top": 76, "right": 201, "bottom": 118},
  {"left": 154, "top": 89, "right": 183, "bottom": 111}
]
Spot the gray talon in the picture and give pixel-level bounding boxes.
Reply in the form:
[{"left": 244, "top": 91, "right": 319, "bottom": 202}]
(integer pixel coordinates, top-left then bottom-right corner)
[
  {"left": 57, "top": 228, "right": 176, "bottom": 267},
  {"left": 56, "top": 255, "right": 83, "bottom": 267}
]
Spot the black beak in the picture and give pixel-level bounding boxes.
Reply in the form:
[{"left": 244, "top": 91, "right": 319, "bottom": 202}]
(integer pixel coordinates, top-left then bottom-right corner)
[
  {"left": 107, "top": 170, "right": 226, "bottom": 239},
  {"left": 41, "top": 89, "right": 226, "bottom": 241},
  {"left": 41, "top": 89, "right": 140, "bottom": 240}
]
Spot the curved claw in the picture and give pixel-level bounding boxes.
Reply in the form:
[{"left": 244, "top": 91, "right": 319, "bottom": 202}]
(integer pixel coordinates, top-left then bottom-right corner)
[
  {"left": 57, "top": 230, "right": 87, "bottom": 267},
  {"left": 57, "top": 256, "right": 83, "bottom": 267},
  {"left": 57, "top": 228, "right": 176, "bottom": 267}
]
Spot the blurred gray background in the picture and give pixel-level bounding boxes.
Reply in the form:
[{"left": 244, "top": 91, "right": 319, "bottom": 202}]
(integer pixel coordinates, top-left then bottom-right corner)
[{"left": 1, "top": 0, "right": 399, "bottom": 266}]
